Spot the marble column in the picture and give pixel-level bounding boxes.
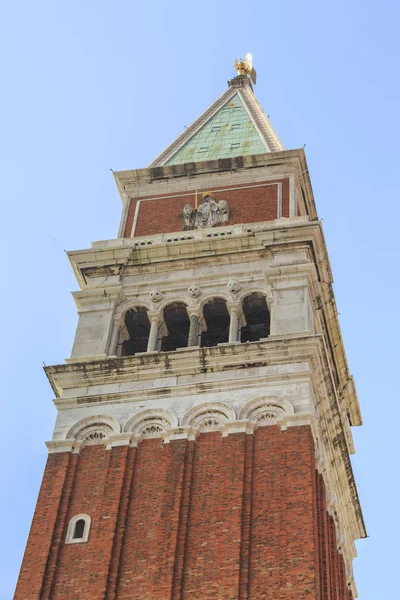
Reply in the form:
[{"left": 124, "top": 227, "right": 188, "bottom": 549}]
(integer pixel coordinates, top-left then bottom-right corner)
[
  {"left": 227, "top": 302, "right": 241, "bottom": 343},
  {"left": 186, "top": 307, "right": 201, "bottom": 347},
  {"left": 108, "top": 315, "right": 123, "bottom": 356},
  {"left": 147, "top": 311, "right": 161, "bottom": 352}
]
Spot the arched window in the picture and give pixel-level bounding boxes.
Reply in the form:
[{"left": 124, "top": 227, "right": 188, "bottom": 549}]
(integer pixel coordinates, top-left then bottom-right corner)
[
  {"left": 161, "top": 302, "right": 190, "bottom": 351},
  {"left": 240, "top": 293, "right": 270, "bottom": 342},
  {"left": 74, "top": 519, "right": 85, "bottom": 539},
  {"left": 201, "top": 298, "right": 230, "bottom": 347},
  {"left": 65, "top": 514, "right": 91, "bottom": 544},
  {"left": 119, "top": 307, "right": 150, "bottom": 356}
]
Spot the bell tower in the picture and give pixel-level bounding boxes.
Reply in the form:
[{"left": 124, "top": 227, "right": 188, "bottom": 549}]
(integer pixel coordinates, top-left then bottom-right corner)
[{"left": 15, "top": 58, "right": 365, "bottom": 599}]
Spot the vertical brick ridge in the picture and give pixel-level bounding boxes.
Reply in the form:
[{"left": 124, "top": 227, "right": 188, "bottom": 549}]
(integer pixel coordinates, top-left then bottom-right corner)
[
  {"left": 151, "top": 439, "right": 188, "bottom": 598},
  {"left": 105, "top": 446, "right": 137, "bottom": 600},
  {"left": 82, "top": 445, "right": 129, "bottom": 598},
  {"left": 115, "top": 439, "right": 187, "bottom": 599},
  {"left": 317, "top": 473, "right": 331, "bottom": 600},
  {"left": 311, "top": 463, "right": 321, "bottom": 600},
  {"left": 171, "top": 439, "right": 196, "bottom": 600},
  {"left": 249, "top": 426, "right": 286, "bottom": 598},
  {"left": 41, "top": 453, "right": 79, "bottom": 598},
  {"left": 278, "top": 428, "right": 288, "bottom": 599},
  {"left": 238, "top": 433, "right": 255, "bottom": 600},
  {"left": 112, "top": 446, "right": 138, "bottom": 599},
  {"left": 328, "top": 515, "right": 339, "bottom": 599},
  {"left": 338, "top": 553, "right": 347, "bottom": 599},
  {"left": 14, "top": 452, "right": 74, "bottom": 600},
  {"left": 180, "top": 432, "right": 248, "bottom": 597}
]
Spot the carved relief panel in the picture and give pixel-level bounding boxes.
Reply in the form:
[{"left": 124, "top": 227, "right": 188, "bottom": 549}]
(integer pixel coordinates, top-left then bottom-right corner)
[{"left": 182, "top": 192, "right": 230, "bottom": 230}]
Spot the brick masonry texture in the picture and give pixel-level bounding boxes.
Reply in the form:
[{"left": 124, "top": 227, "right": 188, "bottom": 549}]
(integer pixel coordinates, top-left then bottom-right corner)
[
  {"left": 124, "top": 179, "right": 290, "bottom": 237},
  {"left": 14, "top": 426, "right": 353, "bottom": 599}
]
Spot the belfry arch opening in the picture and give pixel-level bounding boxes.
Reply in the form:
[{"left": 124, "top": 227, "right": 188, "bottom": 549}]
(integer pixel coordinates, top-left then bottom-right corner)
[
  {"left": 119, "top": 307, "right": 150, "bottom": 356},
  {"left": 240, "top": 293, "right": 270, "bottom": 342},
  {"left": 161, "top": 302, "right": 190, "bottom": 351},
  {"left": 201, "top": 298, "right": 230, "bottom": 347}
]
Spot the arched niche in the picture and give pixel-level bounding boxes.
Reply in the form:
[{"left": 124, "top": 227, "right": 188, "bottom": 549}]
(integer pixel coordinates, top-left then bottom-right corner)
[
  {"left": 161, "top": 302, "right": 190, "bottom": 351},
  {"left": 66, "top": 415, "right": 120, "bottom": 444},
  {"left": 240, "top": 292, "right": 270, "bottom": 342},
  {"left": 119, "top": 306, "right": 151, "bottom": 356},
  {"left": 200, "top": 297, "right": 230, "bottom": 347},
  {"left": 124, "top": 408, "right": 178, "bottom": 438},
  {"left": 182, "top": 402, "right": 235, "bottom": 432}
]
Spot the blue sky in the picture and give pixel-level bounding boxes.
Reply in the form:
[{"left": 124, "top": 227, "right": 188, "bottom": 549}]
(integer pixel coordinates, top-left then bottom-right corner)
[{"left": 1, "top": 1, "right": 398, "bottom": 597}]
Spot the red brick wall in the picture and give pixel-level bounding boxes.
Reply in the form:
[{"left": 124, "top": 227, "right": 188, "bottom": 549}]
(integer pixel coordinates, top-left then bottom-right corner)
[
  {"left": 15, "top": 426, "right": 352, "bottom": 599},
  {"left": 124, "top": 179, "right": 290, "bottom": 237},
  {"left": 14, "top": 452, "right": 72, "bottom": 599},
  {"left": 181, "top": 432, "right": 246, "bottom": 597}
]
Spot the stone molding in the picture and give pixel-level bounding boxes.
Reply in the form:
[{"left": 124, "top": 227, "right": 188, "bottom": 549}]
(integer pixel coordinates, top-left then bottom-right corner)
[{"left": 47, "top": 397, "right": 306, "bottom": 452}]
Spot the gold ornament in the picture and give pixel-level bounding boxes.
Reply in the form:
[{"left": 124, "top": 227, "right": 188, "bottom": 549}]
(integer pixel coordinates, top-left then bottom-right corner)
[{"left": 234, "top": 53, "right": 257, "bottom": 84}]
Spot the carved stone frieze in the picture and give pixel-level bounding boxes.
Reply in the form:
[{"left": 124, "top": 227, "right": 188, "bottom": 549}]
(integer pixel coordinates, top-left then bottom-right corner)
[
  {"left": 197, "top": 417, "right": 223, "bottom": 432},
  {"left": 78, "top": 423, "right": 114, "bottom": 445},
  {"left": 140, "top": 424, "right": 165, "bottom": 438}
]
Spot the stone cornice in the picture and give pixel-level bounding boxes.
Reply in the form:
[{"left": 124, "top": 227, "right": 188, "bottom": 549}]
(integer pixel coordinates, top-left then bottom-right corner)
[
  {"left": 68, "top": 219, "right": 324, "bottom": 286},
  {"left": 45, "top": 336, "right": 317, "bottom": 399}
]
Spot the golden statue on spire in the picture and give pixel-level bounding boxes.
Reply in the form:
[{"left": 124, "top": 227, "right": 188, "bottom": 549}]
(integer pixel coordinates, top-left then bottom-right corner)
[{"left": 234, "top": 53, "right": 257, "bottom": 84}]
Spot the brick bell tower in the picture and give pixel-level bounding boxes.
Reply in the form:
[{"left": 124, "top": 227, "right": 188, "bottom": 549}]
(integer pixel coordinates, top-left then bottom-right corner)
[{"left": 15, "top": 56, "right": 366, "bottom": 599}]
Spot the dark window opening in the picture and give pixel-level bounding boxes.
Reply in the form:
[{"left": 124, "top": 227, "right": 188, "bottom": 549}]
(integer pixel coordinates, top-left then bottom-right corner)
[
  {"left": 122, "top": 307, "right": 150, "bottom": 356},
  {"left": 161, "top": 303, "right": 190, "bottom": 351},
  {"left": 73, "top": 519, "right": 86, "bottom": 540},
  {"left": 201, "top": 298, "right": 230, "bottom": 347},
  {"left": 240, "top": 293, "right": 270, "bottom": 343}
]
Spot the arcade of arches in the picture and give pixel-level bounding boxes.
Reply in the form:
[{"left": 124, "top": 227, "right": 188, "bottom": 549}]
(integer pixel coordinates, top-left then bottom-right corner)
[{"left": 117, "top": 293, "right": 270, "bottom": 356}]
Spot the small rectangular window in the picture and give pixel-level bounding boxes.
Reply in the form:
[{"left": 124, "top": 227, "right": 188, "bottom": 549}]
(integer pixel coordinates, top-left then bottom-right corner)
[
  {"left": 230, "top": 142, "right": 240, "bottom": 149},
  {"left": 199, "top": 146, "right": 209, "bottom": 152},
  {"left": 231, "top": 123, "right": 241, "bottom": 130}
]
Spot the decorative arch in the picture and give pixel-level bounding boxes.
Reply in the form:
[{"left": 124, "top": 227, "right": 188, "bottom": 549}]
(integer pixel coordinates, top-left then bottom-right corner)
[
  {"left": 182, "top": 402, "right": 235, "bottom": 432},
  {"left": 239, "top": 396, "right": 294, "bottom": 426},
  {"left": 199, "top": 293, "right": 230, "bottom": 311},
  {"left": 157, "top": 295, "right": 195, "bottom": 312},
  {"left": 236, "top": 286, "right": 273, "bottom": 306},
  {"left": 199, "top": 297, "right": 230, "bottom": 347},
  {"left": 66, "top": 415, "right": 120, "bottom": 445},
  {"left": 123, "top": 408, "right": 178, "bottom": 438},
  {"left": 115, "top": 298, "right": 152, "bottom": 319}
]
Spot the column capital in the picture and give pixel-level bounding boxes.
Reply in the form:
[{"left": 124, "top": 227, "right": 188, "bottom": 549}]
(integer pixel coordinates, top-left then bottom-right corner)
[
  {"left": 147, "top": 310, "right": 162, "bottom": 322},
  {"left": 46, "top": 439, "right": 83, "bottom": 454},
  {"left": 186, "top": 306, "right": 202, "bottom": 318},
  {"left": 105, "top": 432, "right": 133, "bottom": 449},
  {"left": 162, "top": 426, "right": 200, "bottom": 443},
  {"left": 113, "top": 313, "right": 124, "bottom": 325},
  {"left": 220, "top": 420, "right": 258, "bottom": 436},
  {"left": 226, "top": 301, "right": 241, "bottom": 314}
]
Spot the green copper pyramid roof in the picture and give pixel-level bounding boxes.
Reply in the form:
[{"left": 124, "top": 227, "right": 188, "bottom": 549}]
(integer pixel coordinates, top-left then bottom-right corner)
[
  {"left": 165, "top": 93, "right": 268, "bottom": 165},
  {"left": 150, "top": 76, "right": 284, "bottom": 167}
]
